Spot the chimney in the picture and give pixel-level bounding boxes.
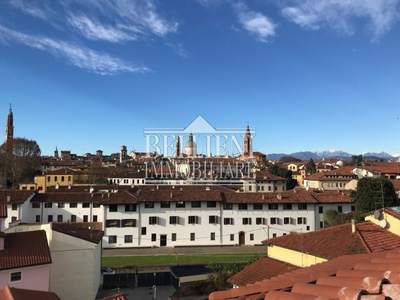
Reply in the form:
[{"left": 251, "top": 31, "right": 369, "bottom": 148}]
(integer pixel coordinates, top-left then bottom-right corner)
[
  {"left": 351, "top": 219, "right": 357, "bottom": 233},
  {"left": 277, "top": 194, "right": 282, "bottom": 200},
  {"left": 68, "top": 184, "right": 71, "bottom": 189},
  {"left": 6, "top": 196, "right": 10, "bottom": 202},
  {"left": 262, "top": 194, "right": 264, "bottom": 200},
  {"left": 294, "top": 189, "right": 297, "bottom": 193},
  {"left": 170, "top": 192, "right": 173, "bottom": 198},
  {"left": 90, "top": 187, "right": 94, "bottom": 193},
  {"left": 108, "top": 193, "right": 110, "bottom": 198}
]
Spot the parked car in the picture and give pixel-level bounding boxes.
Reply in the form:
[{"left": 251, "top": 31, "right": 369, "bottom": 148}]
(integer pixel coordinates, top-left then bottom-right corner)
[{"left": 101, "top": 267, "right": 115, "bottom": 275}]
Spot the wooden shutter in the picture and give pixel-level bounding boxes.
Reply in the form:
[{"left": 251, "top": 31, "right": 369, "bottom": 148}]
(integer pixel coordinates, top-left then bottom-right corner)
[
  {"left": 263, "top": 218, "right": 266, "bottom": 225},
  {"left": 249, "top": 218, "right": 252, "bottom": 225},
  {"left": 290, "top": 218, "right": 293, "bottom": 225},
  {"left": 303, "top": 217, "right": 306, "bottom": 225},
  {"left": 277, "top": 218, "right": 280, "bottom": 225}
]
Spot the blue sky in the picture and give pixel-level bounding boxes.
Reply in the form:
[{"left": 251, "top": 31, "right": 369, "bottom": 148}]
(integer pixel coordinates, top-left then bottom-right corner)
[{"left": 0, "top": 0, "right": 400, "bottom": 157}]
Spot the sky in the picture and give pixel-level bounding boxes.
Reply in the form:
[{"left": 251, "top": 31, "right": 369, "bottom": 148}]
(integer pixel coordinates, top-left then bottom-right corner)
[{"left": 0, "top": 0, "right": 400, "bottom": 157}]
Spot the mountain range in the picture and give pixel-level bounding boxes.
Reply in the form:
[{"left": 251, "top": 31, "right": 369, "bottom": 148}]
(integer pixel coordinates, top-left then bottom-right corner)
[{"left": 265, "top": 151, "right": 399, "bottom": 161}]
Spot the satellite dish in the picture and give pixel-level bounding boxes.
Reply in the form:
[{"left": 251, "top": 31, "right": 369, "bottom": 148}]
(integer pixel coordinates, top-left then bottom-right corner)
[
  {"left": 380, "top": 220, "right": 387, "bottom": 228},
  {"left": 374, "top": 210, "right": 381, "bottom": 219}
]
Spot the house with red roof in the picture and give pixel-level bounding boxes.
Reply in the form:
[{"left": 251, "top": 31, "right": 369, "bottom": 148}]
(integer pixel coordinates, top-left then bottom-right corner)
[
  {"left": 0, "top": 230, "right": 51, "bottom": 293},
  {"left": 6, "top": 223, "right": 103, "bottom": 300},
  {"left": 0, "top": 285, "right": 60, "bottom": 300}
]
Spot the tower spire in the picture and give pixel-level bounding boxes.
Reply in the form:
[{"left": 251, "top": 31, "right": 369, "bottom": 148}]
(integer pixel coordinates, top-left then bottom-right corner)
[{"left": 5, "top": 104, "right": 14, "bottom": 143}]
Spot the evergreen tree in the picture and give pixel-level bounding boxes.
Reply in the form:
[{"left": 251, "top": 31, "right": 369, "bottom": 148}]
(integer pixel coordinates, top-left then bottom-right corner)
[{"left": 305, "top": 158, "right": 316, "bottom": 176}]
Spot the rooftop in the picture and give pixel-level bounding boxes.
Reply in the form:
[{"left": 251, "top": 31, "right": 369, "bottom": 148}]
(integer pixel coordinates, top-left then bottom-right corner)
[{"left": 0, "top": 286, "right": 60, "bottom": 300}]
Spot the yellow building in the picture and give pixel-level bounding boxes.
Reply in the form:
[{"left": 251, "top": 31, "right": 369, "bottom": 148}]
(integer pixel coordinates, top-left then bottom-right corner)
[
  {"left": 20, "top": 168, "right": 89, "bottom": 193},
  {"left": 303, "top": 169, "right": 358, "bottom": 190},
  {"left": 364, "top": 207, "right": 400, "bottom": 236}
]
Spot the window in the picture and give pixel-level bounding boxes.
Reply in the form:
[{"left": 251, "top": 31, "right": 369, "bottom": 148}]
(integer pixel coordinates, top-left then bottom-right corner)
[
  {"left": 176, "top": 201, "right": 185, "bottom": 208},
  {"left": 209, "top": 216, "right": 218, "bottom": 224},
  {"left": 10, "top": 272, "right": 21, "bottom": 282},
  {"left": 151, "top": 234, "right": 156, "bottom": 242},
  {"left": 149, "top": 216, "right": 159, "bottom": 225},
  {"left": 250, "top": 234, "right": 254, "bottom": 241},
  {"left": 61, "top": 176, "right": 64, "bottom": 182},
  {"left": 298, "top": 203, "right": 307, "bottom": 210},
  {"left": 223, "top": 203, "right": 233, "bottom": 210},
  {"left": 284, "top": 217, "right": 293, "bottom": 225},
  {"left": 141, "top": 227, "right": 147, "bottom": 235},
  {"left": 54, "top": 176, "right": 57, "bottom": 182},
  {"left": 307, "top": 226, "right": 310, "bottom": 231},
  {"left": 249, "top": 186, "right": 252, "bottom": 191},
  {"left": 68, "top": 176, "right": 71, "bottom": 182},
  {"left": 283, "top": 204, "right": 292, "bottom": 210},
  {"left": 106, "top": 220, "right": 121, "bottom": 227},
  {"left": 47, "top": 176, "right": 50, "bottom": 182},
  {"left": 82, "top": 203, "right": 90, "bottom": 208},
  {"left": 145, "top": 202, "right": 155, "bottom": 208},
  {"left": 230, "top": 234, "right": 234, "bottom": 241},
  {"left": 125, "top": 235, "right": 133, "bottom": 243},
  {"left": 93, "top": 215, "right": 98, "bottom": 222},
  {"left": 44, "top": 203, "right": 52, "bottom": 208},
  {"left": 109, "top": 204, "right": 117, "bottom": 212},
  {"left": 224, "top": 218, "right": 233, "bottom": 225},
  {"left": 188, "top": 216, "right": 199, "bottom": 224},
  {"left": 270, "top": 217, "right": 279, "bottom": 225},
  {"left": 160, "top": 202, "right": 170, "bottom": 208},
  {"left": 207, "top": 201, "right": 216, "bottom": 208},
  {"left": 172, "top": 233, "right": 177, "bottom": 241},
  {"left": 32, "top": 203, "right": 40, "bottom": 208},
  {"left": 238, "top": 203, "right": 248, "bottom": 210},
  {"left": 48, "top": 215, "right": 53, "bottom": 222},
  {"left": 268, "top": 203, "right": 278, "bottom": 210},
  {"left": 108, "top": 236, "right": 117, "bottom": 244},
  {"left": 297, "top": 217, "right": 306, "bottom": 224},
  {"left": 170, "top": 216, "right": 179, "bottom": 225},
  {"left": 11, "top": 204, "right": 17, "bottom": 211},
  {"left": 57, "top": 215, "right": 63, "bottom": 222},
  {"left": 319, "top": 206, "right": 323, "bottom": 214},
  {"left": 320, "top": 221, "right": 324, "bottom": 228},
  {"left": 256, "top": 217, "right": 265, "bottom": 225},
  {"left": 211, "top": 232, "right": 215, "bottom": 241},
  {"left": 35, "top": 215, "right": 40, "bottom": 222},
  {"left": 122, "top": 219, "right": 136, "bottom": 227},
  {"left": 83, "top": 215, "right": 88, "bottom": 222},
  {"left": 273, "top": 233, "right": 277, "bottom": 238},
  {"left": 11, "top": 216, "right": 17, "bottom": 222},
  {"left": 93, "top": 203, "right": 100, "bottom": 208},
  {"left": 71, "top": 215, "right": 76, "bottom": 222},
  {"left": 351, "top": 205, "right": 355, "bottom": 212},
  {"left": 191, "top": 201, "right": 201, "bottom": 208},
  {"left": 70, "top": 203, "right": 77, "bottom": 208},
  {"left": 253, "top": 203, "right": 263, "bottom": 210},
  {"left": 338, "top": 206, "right": 343, "bottom": 213},
  {"left": 58, "top": 203, "right": 65, "bottom": 208},
  {"left": 125, "top": 204, "right": 136, "bottom": 212},
  {"left": 190, "top": 233, "right": 195, "bottom": 241},
  {"left": 242, "top": 218, "right": 252, "bottom": 225}
]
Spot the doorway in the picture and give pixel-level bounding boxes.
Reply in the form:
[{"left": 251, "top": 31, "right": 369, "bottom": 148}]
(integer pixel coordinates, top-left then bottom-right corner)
[
  {"left": 160, "top": 235, "right": 167, "bottom": 247},
  {"left": 239, "top": 231, "right": 245, "bottom": 245}
]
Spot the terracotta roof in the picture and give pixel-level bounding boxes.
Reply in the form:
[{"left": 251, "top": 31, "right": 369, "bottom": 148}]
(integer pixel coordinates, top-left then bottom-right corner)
[
  {"left": 252, "top": 170, "right": 287, "bottom": 181},
  {"left": 209, "top": 249, "right": 400, "bottom": 300},
  {"left": 44, "top": 168, "right": 87, "bottom": 175},
  {"left": 390, "top": 179, "right": 400, "bottom": 190},
  {"left": 228, "top": 257, "right": 300, "bottom": 287},
  {"left": 0, "top": 230, "right": 51, "bottom": 270},
  {"left": 0, "top": 286, "right": 60, "bottom": 300},
  {"left": 310, "top": 189, "right": 352, "bottom": 203},
  {"left": 304, "top": 168, "right": 357, "bottom": 181},
  {"left": 0, "top": 190, "right": 34, "bottom": 204},
  {"left": 51, "top": 223, "right": 103, "bottom": 244},
  {"left": 99, "top": 293, "right": 127, "bottom": 300},
  {"left": 263, "top": 221, "right": 400, "bottom": 259}
]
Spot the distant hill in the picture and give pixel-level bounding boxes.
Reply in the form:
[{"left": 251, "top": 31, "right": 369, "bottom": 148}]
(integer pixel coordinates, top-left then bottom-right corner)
[{"left": 265, "top": 150, "right": 396, "bottom": 161}]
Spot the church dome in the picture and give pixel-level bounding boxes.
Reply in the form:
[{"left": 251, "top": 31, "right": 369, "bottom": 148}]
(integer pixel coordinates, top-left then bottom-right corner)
[{"left": 185, "top": 133, "right": 197, "bottom": 156}]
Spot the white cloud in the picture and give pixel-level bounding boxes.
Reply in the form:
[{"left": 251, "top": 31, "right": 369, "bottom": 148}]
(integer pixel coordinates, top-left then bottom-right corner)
[
  {"left": 233, "top": 2, "right": 276, "bottom": 42},
  {"left": 0, "top": 24, "right": 149, "bottom": 75},
  {"left": 165, "top": 42, "right": 188, "bottom": 58},
  {"left": 9, "top": 0, "right": 51, "bottom": 21},
  {"left": 281, "top": 0, "right": 400, "bottom": 41},
  {"left": 66, "top": 13, "right": 137, "bottom": 43}
]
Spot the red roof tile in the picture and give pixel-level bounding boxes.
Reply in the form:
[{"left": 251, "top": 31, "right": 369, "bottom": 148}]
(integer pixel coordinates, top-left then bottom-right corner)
[
  {"left": 0, "top": 286, "right": 60, "bottom": 300},
  {"left": 209, "top": 250, "right": 400, "bottom": 300},
  {"left": 51, "top": 223, "right": 103, "bottom": 244},
  {"left": 99, "top": 292, "right": 127, "bottom": 300},
  {"left": 0, "top": 230, "right": 51, "bottom": 270},
  {"left": 0, "top": 190, "right": 34, "bottom": 204},
  {"left": 0, "top": 205, "right": 7, "bottom": 218},
  {"left": 263, "top": 221, "right": 400, "bottom": 259},
  {"left": 228, "top": 257, "right": 300, "bottom": 287}
]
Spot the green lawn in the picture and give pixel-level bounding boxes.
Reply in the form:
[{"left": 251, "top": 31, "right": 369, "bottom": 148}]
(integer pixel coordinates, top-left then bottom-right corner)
[{"left": 102, "top": 253, "right": 261, "bottom": 267}]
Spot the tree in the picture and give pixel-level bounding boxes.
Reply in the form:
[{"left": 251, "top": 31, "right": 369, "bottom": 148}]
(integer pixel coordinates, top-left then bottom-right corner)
[
  {"left": 87, "top": 161, "right": 111, "bottom": 184},
  {"left": 323, "top": 209, "right": 339, "bottom": 227},
  {"left": 0, "top": 138, "right": 41, "bottom": 188},
  {"left": 268, "top": 164, "right": 298, "bottom": 190},
  {"left": 323, "top": 209, "right": 363, "bottom": 228},
  {"left": 350, "top": 155, "right": 363, "bottom": 166},
  {"left": 351, "top": 177, "right": 399, "bottom": 213},
  {"left": 305, "top": 158, "right": 316, "bottom": 176},
  {"left": 278, "top": 156, "right": 301, "bottom": 164}
]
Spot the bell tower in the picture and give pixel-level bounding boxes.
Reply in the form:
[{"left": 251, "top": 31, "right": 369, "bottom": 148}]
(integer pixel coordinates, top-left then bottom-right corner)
[
  {"left": 175, "top": 136, "right": 181, "bottom": 157},
  {"left": 5, "top": 104, "right": 13, "bottom": 144},
  {"left": 243, "top": 124, "right": 252, "bottom": 155}
]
